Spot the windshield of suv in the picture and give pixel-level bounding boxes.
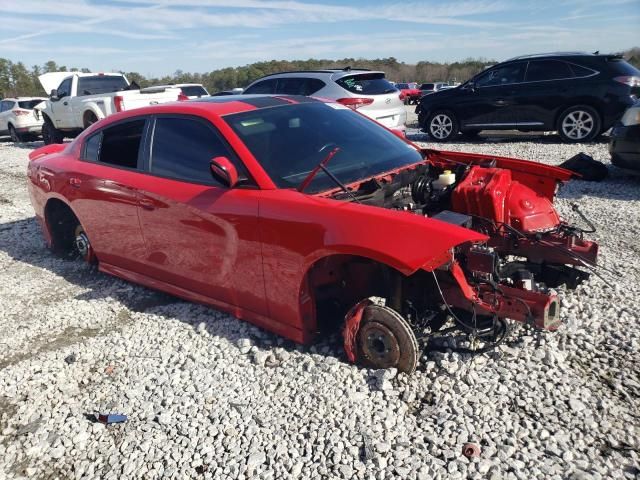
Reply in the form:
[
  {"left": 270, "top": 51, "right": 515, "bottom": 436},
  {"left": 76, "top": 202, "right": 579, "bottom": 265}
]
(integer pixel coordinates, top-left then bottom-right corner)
[
  {"left": 224, "top": 102, "right": 422, "bottom": 193},
  {"left": 336, "top": 73, "right": 397, "bottom": 95},
  {"left": 18, "top": 99, "right": 45, "bottom": 109},
  {"left": 77, "top": 76, "right": 129, "bottom": 96}
]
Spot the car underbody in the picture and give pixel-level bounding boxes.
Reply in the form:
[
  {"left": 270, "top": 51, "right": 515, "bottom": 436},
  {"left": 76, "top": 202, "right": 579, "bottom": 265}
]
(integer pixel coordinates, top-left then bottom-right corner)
[{"left": 313, "top": 148, "right": 598, "bottom": 373}]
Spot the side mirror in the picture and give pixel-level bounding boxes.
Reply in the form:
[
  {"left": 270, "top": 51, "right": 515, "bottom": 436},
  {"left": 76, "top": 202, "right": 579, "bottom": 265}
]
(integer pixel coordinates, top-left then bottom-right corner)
[
  {"left": 50, "top": 89, "right": 59, "bottom": 100},
  {"left": 464, "top": 81, "right": 476, "bottom": 92},
  {"left": 210, "top": 156, "right": 238, "bottom": 188}
]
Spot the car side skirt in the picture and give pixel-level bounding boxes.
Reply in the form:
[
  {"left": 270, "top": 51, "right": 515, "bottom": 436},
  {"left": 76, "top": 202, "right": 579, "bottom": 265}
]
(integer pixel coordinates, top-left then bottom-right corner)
[{"left": 99, "top": 262, "right": 307, "bottom": 344}]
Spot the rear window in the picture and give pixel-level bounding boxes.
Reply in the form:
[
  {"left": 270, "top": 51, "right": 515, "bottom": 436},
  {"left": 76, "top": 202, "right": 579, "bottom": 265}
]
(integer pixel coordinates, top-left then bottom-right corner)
[
  {"left": 568, "top": 63, "right": 596, "bottom": 78},
  {"left": 606, "top": 59, "right": 640, "bottom": 77},
  {"left": 18, "top": 100, "right": 44, "bottom": 109},
  {"left": 77, "top": 76, "right": 129, "bottom": 96},
  {"left": 525, "top": 60, "right": 574, "bottom": 81},
  {"left": 336, "top": 73, "right": 397, "bottom": 95},
  {"left": 420, "top": 83, "right": 434, "bottom": 90},
  {"left": 396, "top": 83, "right": 409, "bottom": 89},
  {"left": 98, "top": 119, "right": 145, "bottom": 169},
  {"left": 276, "top": 78, "right": 326, "bottom": 96},
  {"left": 180, "top": 85, "right": 208, "bottom": 97}
]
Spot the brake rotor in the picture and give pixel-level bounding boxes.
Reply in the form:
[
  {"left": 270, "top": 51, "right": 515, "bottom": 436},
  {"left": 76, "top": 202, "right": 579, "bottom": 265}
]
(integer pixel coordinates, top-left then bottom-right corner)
[
  {"left": 74, "top": 225, "right": 94, "bottom": 263},
  {"left": 356, "top": 305, "right": 418, "bottom": 373}
]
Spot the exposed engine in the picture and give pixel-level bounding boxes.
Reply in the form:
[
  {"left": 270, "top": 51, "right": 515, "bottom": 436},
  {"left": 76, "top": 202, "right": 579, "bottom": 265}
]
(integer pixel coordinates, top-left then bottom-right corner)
[{"left": 334, "top": 155, "right": 599, "bottom": 362}]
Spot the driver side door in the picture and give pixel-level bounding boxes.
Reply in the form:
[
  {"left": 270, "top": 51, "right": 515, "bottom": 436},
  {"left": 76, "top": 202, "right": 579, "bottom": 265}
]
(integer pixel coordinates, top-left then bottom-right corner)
[
  {"left": 136, "top": 115, "right": 267, "bottom": 315},
  {"left": 50, "top": 77, "right": 75, "bottom": 129}
]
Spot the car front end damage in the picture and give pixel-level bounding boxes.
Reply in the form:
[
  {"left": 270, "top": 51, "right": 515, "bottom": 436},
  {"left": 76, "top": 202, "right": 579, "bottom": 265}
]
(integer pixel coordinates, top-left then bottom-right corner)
[{"left": 336, "top": 149, "right": 599, "bottom": 373}]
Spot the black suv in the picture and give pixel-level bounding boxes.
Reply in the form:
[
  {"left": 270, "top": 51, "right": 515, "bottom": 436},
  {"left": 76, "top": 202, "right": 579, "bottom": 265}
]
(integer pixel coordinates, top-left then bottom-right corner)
[{"left": 416, "top": 52, "right": 640, "bottom": 142}]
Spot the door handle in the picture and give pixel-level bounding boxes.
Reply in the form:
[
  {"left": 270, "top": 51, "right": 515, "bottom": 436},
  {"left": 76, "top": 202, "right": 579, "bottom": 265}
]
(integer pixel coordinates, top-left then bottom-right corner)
[
  {"left": 139, "top": 199, "right": 155, "bottom": 210},
  {"left": 494, "top": 99, "right": 508, "bottom": 106},
  {"left": 69, "top": 177, "right": 82, "bottom": 188},
  {"left": 63, "top": 102, "right": 68, "bottom": 106}
]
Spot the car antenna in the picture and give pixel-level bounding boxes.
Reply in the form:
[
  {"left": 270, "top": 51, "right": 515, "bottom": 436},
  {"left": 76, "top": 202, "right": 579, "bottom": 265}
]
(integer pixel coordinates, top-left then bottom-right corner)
[{"left": 298, "top": 146, "right": 360, "bottom": 203}]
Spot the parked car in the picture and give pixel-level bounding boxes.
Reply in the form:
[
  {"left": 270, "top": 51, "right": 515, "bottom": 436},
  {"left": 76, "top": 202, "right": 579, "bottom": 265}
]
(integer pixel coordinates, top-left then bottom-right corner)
[
  {"left": 395, "top": 82, "right": 422, "bottom": 104},
  {"left": 419, "top": 82, "right": 449, "bottom": 96},
  {"left": 416, "top": 52, "right": 640, "bottom": 142},
  {"left": 0, "top": 97, "right": 47, "bottom": 141},
  {"left": 27, "top": 94, "right": 598, "bottom": 373},
  {"left": 242, "top": 68, "right": 406, "bottom": 132},
  {"left": 36, "top": 72, "right": 181, "bottom": 145},
  {"left": 610, "top": 102, "right": 640, "bottom": 171},
  {"left": 148, "top": 83, "right": 209, "bottom": 99}
]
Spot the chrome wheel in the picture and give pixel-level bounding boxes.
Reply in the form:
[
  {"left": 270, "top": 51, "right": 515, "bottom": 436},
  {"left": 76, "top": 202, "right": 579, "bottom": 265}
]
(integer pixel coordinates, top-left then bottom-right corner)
[
  {"left": 561, "top": 110, "right": 595, "bottom": 140},
  {"left": 429, "top": 114, "right": 453, "bottom": 140}
]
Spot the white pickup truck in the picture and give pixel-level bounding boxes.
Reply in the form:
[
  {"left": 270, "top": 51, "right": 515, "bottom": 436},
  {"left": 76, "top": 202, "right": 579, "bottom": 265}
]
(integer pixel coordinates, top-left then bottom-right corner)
[{"left": 36, "top": 72, "right": 181, "bottom": 144}]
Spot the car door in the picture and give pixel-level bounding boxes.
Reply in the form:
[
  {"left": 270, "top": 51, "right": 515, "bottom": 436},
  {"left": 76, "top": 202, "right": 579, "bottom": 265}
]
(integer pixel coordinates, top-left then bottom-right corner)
[
  {"left": 136, "top": 115, "right": 267, "bottom": 314},
  {"left": 70, "top": 118, "right": 150, "bottom": 272},
  {"left": 50, "top": 77, "right": 74, "bottom": 129},
  {"left": 459, "top": 62, "right": 526, "bottom": 128},
  {"left": 513, "top": 60, "right": 576, "bottom": 130},
  {"left": 0, "top": 101, "right": 10, "bottom": 132}
]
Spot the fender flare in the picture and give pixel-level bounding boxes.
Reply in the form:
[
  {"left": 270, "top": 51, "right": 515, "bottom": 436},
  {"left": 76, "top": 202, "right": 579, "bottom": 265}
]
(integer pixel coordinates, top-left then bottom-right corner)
[{"left": 80, "top": 104, "right": 104, "bottom": 128}]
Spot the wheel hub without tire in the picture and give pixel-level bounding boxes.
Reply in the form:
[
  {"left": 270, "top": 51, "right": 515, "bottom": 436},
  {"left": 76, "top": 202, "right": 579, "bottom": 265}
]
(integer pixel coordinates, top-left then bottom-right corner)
[
  {"left": 74, "top": 225, "right": 93, "bottom": 262},
  {"left": 356, "top": 304, "right": 419, "bottom": 373}
]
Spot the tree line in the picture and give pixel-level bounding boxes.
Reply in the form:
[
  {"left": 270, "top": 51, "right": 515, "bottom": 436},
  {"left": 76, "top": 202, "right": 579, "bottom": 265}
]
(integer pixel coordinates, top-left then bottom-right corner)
[{"left": 1, "top": 48, "right": 638, "bottom": 98}]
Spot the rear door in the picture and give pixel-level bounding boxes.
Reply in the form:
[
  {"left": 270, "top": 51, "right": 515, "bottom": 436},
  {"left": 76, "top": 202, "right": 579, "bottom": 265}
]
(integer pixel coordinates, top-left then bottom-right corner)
[
  {"left": 71, "top": 118, "right": 149, "bottom": 271},
  {"left": 459, "top": 62, "right": 526, "bottom": 128},
  {"left": 514, "top": 59, "right": 577, "bottom": 129},
  {"left": 136, "top": 115, "right": 267, "bottom": 314}
]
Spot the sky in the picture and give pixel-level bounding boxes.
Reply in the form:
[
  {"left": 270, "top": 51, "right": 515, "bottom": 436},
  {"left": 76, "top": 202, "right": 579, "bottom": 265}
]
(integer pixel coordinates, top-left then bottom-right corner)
[{"left": 0, "top": 0, "right": 639, "bottom": 77}]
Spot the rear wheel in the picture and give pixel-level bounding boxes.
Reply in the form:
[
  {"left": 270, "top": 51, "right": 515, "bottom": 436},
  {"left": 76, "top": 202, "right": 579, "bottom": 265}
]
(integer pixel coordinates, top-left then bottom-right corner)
[
  {"left": 557, "top": 105, "right": 601, "bottom": 142},
  {"left": 427, "top": 110, "right": 459, "bottom": 142},
  {"left": 83, "top": 112, "right": 98, "bottom": 129},
  {"left": 356, "top": 304, "right": 419, "bottom": 373},
  {"left": 42, "top": 121, "right": 64, "bottom": 145},
  {"left": 74, "top": 224, "right": 96, "bottom": 264},
  {"left": 9, "top": 125, "right": 21, "bottom": 143}
]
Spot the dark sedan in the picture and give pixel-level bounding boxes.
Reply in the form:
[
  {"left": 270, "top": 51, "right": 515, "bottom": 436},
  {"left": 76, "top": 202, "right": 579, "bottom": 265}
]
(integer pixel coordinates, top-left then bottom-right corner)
[
  {"left": 416, "top": 52, "right": 640, "bottom": 142},
  {"left": 610, "top": 102, "right": 640, "bottom": 171}
]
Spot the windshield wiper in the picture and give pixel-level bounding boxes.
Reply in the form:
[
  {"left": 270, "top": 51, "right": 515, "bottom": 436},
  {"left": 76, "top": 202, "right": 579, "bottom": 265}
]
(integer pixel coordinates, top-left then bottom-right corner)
[{"left": 297, "top": 147, "right": 360, "bottom": 202}]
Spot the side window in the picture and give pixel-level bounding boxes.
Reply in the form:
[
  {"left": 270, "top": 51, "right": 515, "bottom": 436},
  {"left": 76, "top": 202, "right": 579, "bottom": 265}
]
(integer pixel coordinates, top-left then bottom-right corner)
[
  {"left": 0, "top": 101, "right": 9, "bottom": 112},
  {"left": 99, "top": 119, "right": 145, "bottom": 169},
  {"left": 276, "top": 78, "right": 325, "bottom": 96},
  {"left": 243, "top": 79, "right": 277, "bottom": 94},
  {"left": 57, "top": 78, "right": 72, "bottom": 98},
  {"left": 525, "top": 60, "right": 574, "bottom": 81},
  {"left": 150, "top": 117, "right": 244, "bottom": 185},
  {"left": 83, "top": 132, "right": 102, "bottom": 162},
  {"left": 475, "top": 63, "right": 526, "bottom": 87},
  {"left": 568, "top": 63, "right": 596, "bottom": 78}
]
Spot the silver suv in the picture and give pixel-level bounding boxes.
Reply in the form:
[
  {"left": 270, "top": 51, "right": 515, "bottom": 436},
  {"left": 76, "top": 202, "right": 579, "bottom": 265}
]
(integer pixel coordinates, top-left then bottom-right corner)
[{"left": 243, "top": 68, "right": 407, "bottom": 132}]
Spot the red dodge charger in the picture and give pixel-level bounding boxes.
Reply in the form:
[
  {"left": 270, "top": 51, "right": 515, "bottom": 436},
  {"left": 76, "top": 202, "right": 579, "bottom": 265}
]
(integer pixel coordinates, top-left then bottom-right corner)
[{"left": 27, "top": 95, "right": 598, "bottom": 373}]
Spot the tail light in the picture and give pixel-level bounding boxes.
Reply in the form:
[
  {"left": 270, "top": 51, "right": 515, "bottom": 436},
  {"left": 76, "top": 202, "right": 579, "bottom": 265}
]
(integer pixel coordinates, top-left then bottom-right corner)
[
  {"left": 613, "top": 76, "right": 640, "bottom": 87},
  {"left": 336, "top": 97, "right": 374, "bottom": 110},
  {"left": 13, "top": 109, "right": 30, "bottom": 116},
  {"left": 177, "top": 93, "right": 189, "bottom": 101},
  {"left": 398, "top": 92, "right": 405, "bottom": 101},
  {"left": 114, "top": 95, "right": 124, "bottom": 112}
]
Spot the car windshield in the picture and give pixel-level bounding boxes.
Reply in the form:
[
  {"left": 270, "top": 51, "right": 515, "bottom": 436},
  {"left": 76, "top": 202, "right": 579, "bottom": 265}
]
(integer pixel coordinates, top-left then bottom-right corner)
[
  {"left": 77, "top": 76, "right": 129, "bottom": 96},
  {"left": 180, "top": 85, "right": 208, "bottom": 97},
  {"left": 18, "top": 99, "right": 44, "bottom": 109},
  {"left": 396, "top": 83, "right": 409, "bottom": 89},
  {"left": 335, "top": 73, "right": 397, "bottom": 95},
  {"left": 224, "top": 102, "right": 423, "bottom": 194}
]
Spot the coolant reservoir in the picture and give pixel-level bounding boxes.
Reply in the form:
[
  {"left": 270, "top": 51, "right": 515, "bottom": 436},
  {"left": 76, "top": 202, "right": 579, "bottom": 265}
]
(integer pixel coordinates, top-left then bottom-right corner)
[{"left": 433, "top": 170, "right": 456, "bottom": 189}]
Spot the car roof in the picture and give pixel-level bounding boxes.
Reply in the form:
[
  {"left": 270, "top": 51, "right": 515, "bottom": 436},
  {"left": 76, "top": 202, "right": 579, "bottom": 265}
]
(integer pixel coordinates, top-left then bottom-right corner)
[
  {"left": 249, "top": 68, "right": 382, "bottom": 82},
  {"left": 3, "top": 97, "right": 47, "bottom": 101}
]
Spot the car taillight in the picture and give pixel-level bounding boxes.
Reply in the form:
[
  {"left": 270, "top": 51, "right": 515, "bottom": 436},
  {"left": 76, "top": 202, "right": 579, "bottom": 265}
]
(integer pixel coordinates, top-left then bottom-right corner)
[
  {"left": 13, "top": 109, "right": 30, "bottom": 116},
  {"left": 336, "top": 97, "right": 374, "bottom": 110},
  {"left": 613, "top": 75, "right": 640, "bottom": 87},
  {"left": 398, "top": 92, "right": 405, "bottom": 101},
  {"left": 114, "top": 95, "right": 124, "bottom": 112},
  {"left": 177, "top": 93, "right": 189, "bottom": 101}
]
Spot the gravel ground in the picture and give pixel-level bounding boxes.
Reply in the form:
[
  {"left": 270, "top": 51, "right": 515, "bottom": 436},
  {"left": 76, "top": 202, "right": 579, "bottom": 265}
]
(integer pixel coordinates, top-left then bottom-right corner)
[{"left": 1, "top": 108, "right": 639, "bottom": 480}]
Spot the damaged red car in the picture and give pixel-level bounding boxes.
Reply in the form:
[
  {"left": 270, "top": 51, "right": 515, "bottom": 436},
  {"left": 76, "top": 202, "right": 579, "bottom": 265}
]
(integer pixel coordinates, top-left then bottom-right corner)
[{"left": 27, "top": 95, "right": 598, "bottom": 373}]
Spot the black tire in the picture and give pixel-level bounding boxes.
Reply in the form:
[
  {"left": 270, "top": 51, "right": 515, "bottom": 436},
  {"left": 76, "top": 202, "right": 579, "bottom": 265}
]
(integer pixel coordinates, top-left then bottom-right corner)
[
  {"left": 426, "top": 109, "right": 459, "bottom": 142},
  {"left": 557, "top": 105, "right": 601, "bottom": 143},
  {"left": 356, "top": 305, "right": 419, "bottom": 374},
  {"left": 8, "top": 125, "right": 21, "bottom": 143},
  {"left": 42, "top": 121, "right": 64, "bottom": 145},
  {"left": 83, "top": 112, "right": 98, "bottom": 129}
]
